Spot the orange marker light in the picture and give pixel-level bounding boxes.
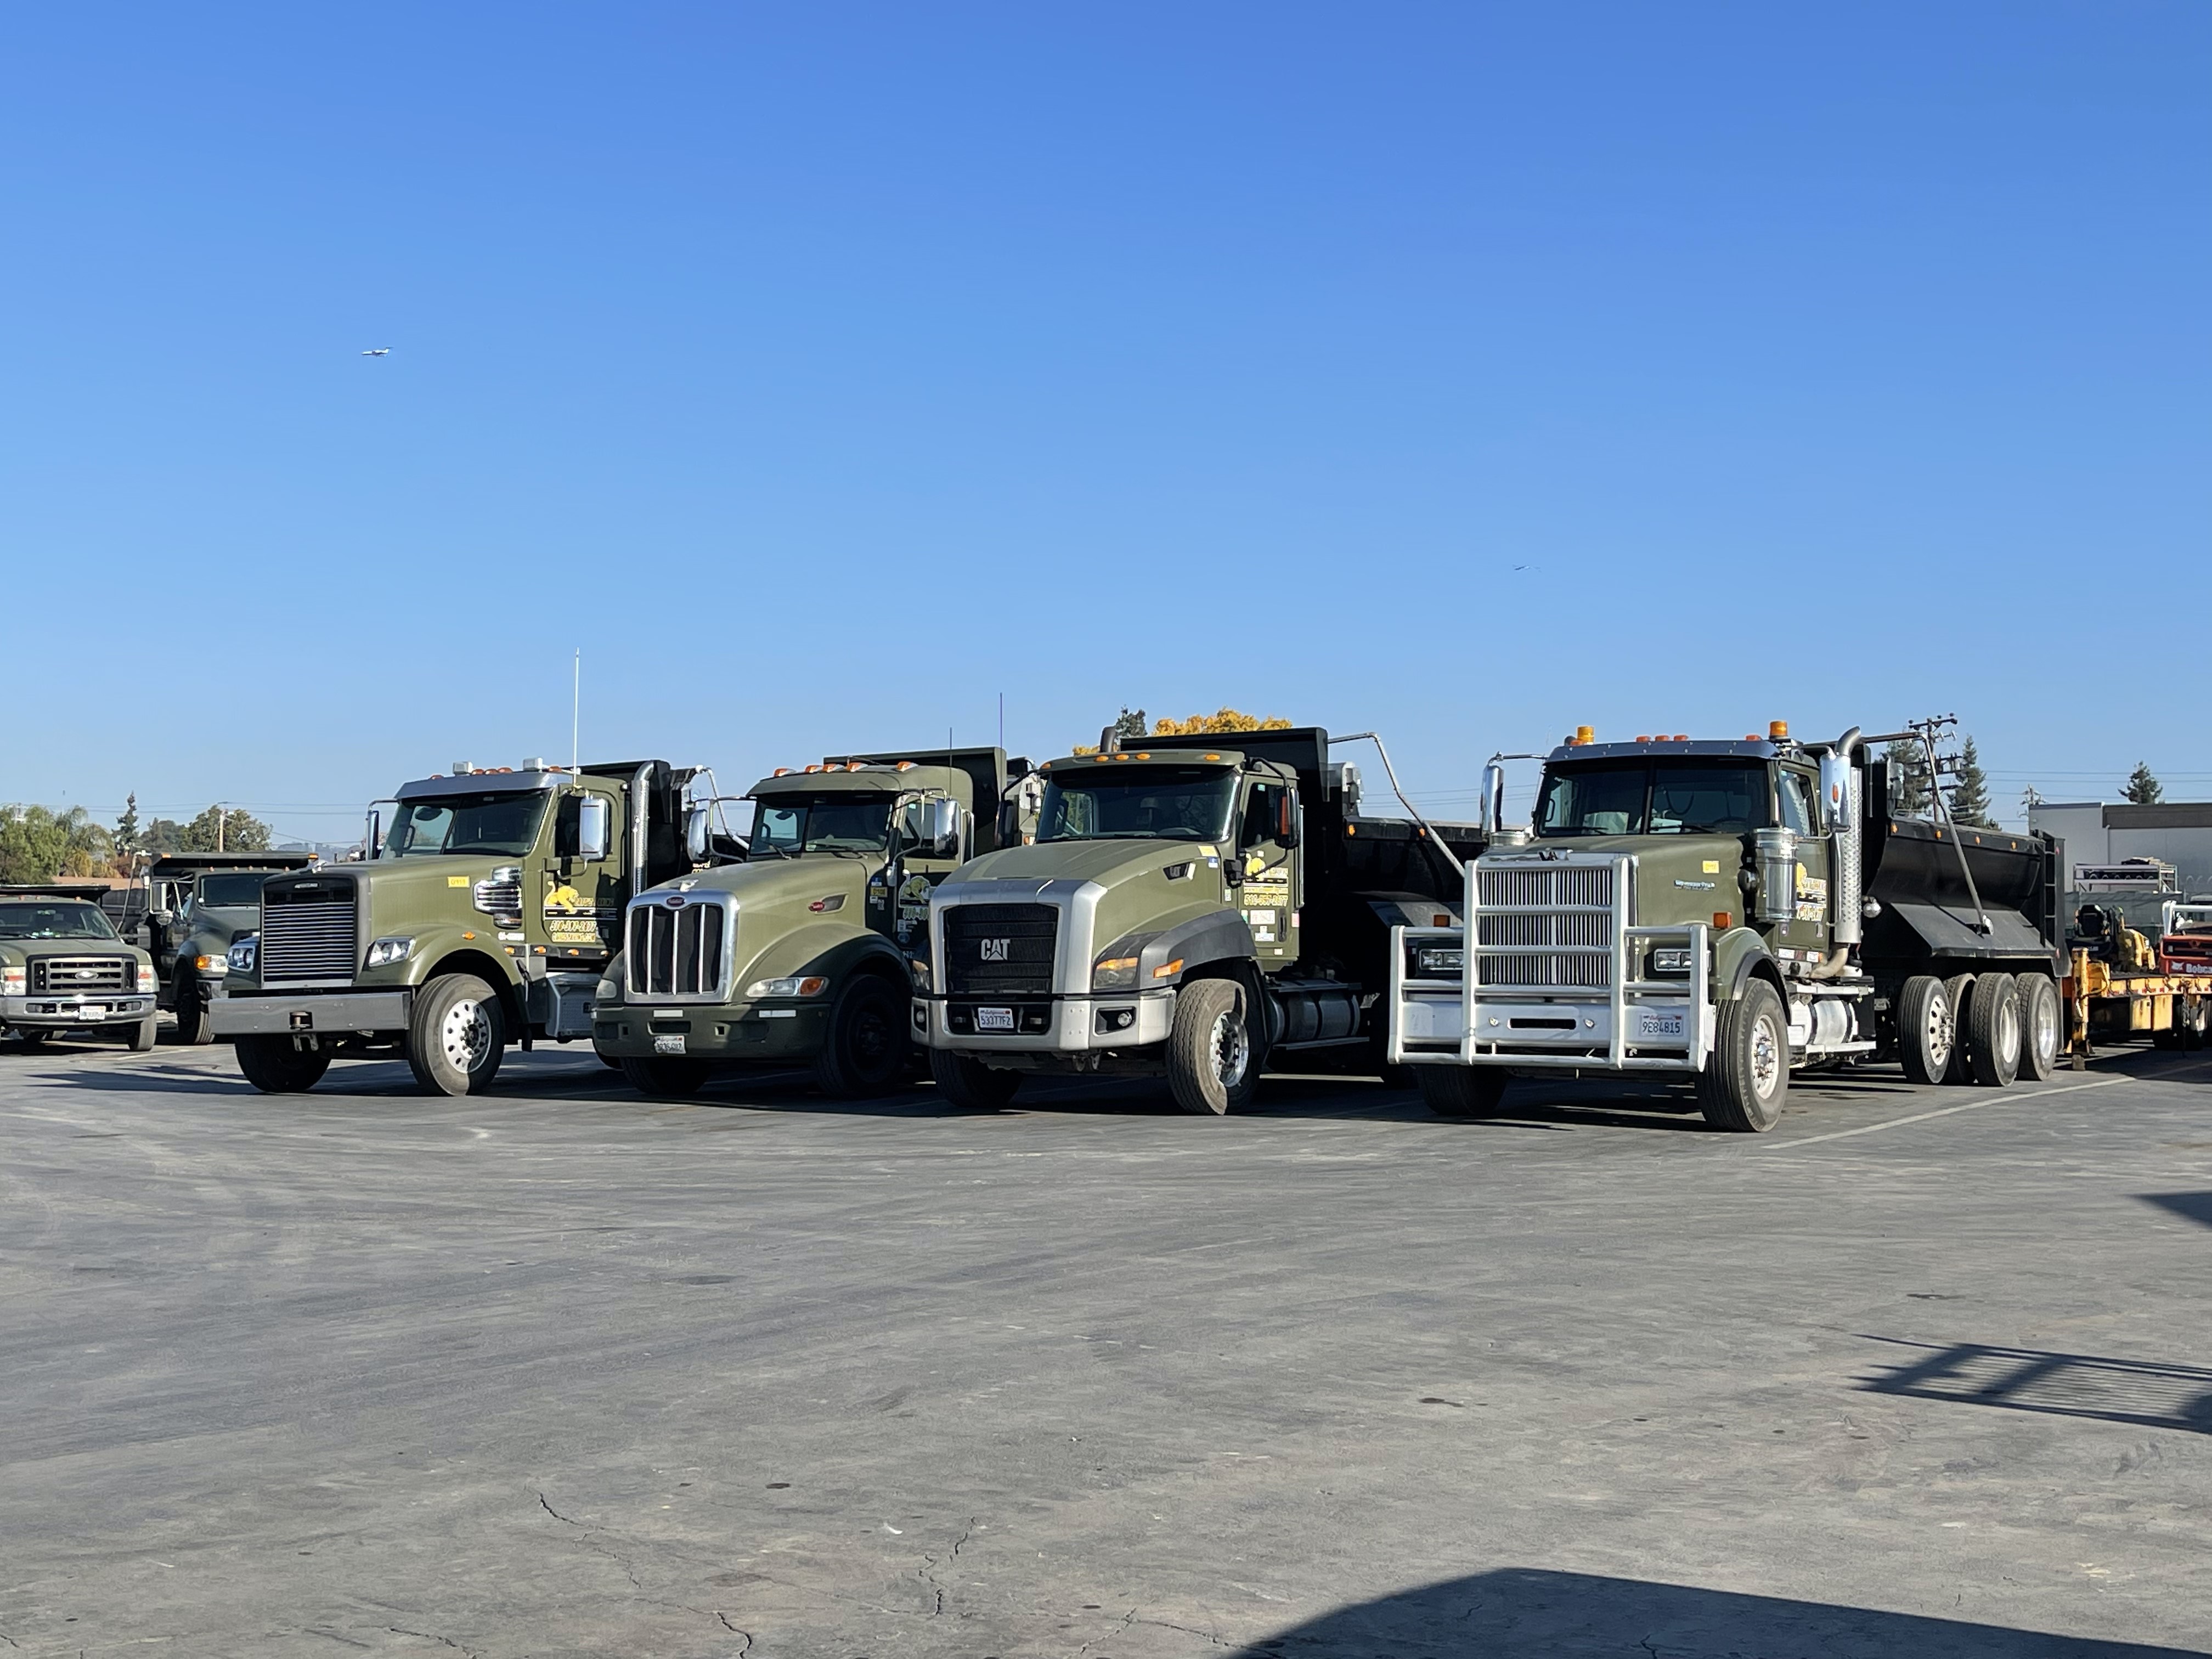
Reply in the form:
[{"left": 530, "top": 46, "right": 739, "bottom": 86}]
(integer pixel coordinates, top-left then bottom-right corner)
[
  {"left": 1712, "top": 912, "right": 1731, "bottom": 929},
  {"left": 1769, "top": 720, "right": 1790, "bottom": 740}
]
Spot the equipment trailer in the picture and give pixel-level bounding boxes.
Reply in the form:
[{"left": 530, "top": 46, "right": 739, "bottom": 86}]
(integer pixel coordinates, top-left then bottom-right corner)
[{"left": 1391, "top": 722, "right": 2066, "bottom": 1131}]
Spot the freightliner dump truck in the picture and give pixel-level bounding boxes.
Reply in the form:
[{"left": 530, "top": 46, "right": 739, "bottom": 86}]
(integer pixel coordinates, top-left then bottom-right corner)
[
  {"left": 1391, "top": 723, "right": 2065, "bottom": 1131},
  {"left": 916, "top": 726, "right": 1483, "bottom": 1113},
  {"left": 594, "top": 747, "right": 1029, "bottom": 1099},
  {"left": 213, "top": 759, "right": 701, "bottom": 1094}
]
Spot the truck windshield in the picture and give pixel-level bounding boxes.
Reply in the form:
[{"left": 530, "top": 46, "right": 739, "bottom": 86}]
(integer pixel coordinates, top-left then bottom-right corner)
[
  {"left": 1037, "top": 766, "right": 1239, "bottom": 842},
  {"left": 0, "top": 902, "right": 119, "bottom": 940},
  {"left": 1537, "top": 761, "right": 1769, "bottom": 837},
  {"left": 198, "top": 873, "right": 268, "bottom": 907},
  {"left": 749, "top": 797, "right": 890, "bottom": 856},
  {"left": 384, "top": 793, "right": 550, "bottom": 858}
]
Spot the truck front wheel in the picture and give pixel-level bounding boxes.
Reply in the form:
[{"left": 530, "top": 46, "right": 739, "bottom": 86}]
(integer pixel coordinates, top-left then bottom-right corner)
[
  {"left": 1697, "top": 979, "right": 1788, "bottom": 1132},
  {"left": 1966, "top": 973, "right": 2020, "bottom": 1087},
  {"left": 1896, "top": 974, "right": 1954, "bottom": 1084},
  {"left": 1417, "top": 1066, "right": 1509, "bottom": 1119},
  {"left": 812, "top": 974, "right": 910, "bottom": 1099},
  {"left": 928, "top": 1047, "right": 1023, "bottom": 1111},
  {"left": 173, "top": 969, "right": 213, "bottom": 1045},
  {"left": 1167, "top": 977, "right": 1261, "bottom": 1115},
  {"left": 235, "top": 1035, "right": 331, "bottom": 1093},
  {"left": 406, "top": 973, "right": 506, "bottom": 1097}
]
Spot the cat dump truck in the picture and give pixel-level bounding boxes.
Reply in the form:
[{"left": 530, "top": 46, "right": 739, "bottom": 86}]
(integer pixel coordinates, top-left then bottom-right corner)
[
  {"left": 592, "top": 747, "right": 1030, "bottom": 1099},
  {"left": 1390, "top": 724, "right": 2064, "bottom": 1131},
  {"left": 212, "top": 759, "right": 701, "bottom": 1094},
  {"left": 916, "top": 726, "right": 1485, "bottom": 1113}
]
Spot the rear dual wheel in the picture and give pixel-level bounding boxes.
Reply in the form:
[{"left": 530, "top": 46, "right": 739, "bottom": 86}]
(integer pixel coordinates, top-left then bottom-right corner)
[
  {"left": 1897, "top": 974, "right": 1955, "bottom": 1085},
  {"left": 1965, "top": 973, "right": 2022, "bottom": 1087},
  {"left": 2017, "top": 973, "right": 2061, "bottom": 1080}
]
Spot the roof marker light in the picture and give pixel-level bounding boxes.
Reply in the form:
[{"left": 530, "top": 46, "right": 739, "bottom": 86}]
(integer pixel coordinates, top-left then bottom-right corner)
[
  {"left": 1575, "top": 725, "right": 1594, "bottom": 745},
  {"left": 1769, "top": 720, "right": 1790, "bottom": 740}
]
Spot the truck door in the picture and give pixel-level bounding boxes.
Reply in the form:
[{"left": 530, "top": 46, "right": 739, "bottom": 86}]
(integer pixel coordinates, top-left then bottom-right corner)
[
  {"left": 1775, "top": 766, "right": 1830, "bottom": 952},
  {"left": 545, "top": 786, "right": 628, "bottom": 962},
  {"left": 1238, "top": 780, "right": 1299, "bottom": 969}
]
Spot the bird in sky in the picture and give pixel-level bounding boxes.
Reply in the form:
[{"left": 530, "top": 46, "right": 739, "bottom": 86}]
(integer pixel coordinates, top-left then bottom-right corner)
[{"left": 360, "top": 347, "right": 390, "bottom": 357}]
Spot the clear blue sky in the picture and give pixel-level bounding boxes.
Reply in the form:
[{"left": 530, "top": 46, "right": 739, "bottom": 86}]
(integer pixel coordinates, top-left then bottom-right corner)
[{"left": 5, "top": 3, "right": 2205, "bottom": 840}]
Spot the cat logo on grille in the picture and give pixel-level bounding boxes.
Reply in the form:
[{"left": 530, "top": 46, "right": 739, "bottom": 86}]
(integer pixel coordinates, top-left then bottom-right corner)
[{"left": 980, "top": 938, "right": 1012, "bottom": 962}]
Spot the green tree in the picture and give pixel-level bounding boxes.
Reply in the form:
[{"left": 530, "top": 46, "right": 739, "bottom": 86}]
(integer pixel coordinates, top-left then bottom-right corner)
[
  {"left": 2122, "top": 763, "right": 2164, "bottom": 805},
  {"left": 174, "top": 804, "right": 272, "bottom": 853},
  {"left": 1883, "top": 739, "right": 1931, "bottom": 817},
  {"left": 1947, "top": 736, "right": 1995, "bottom": 828},
  {"left": 0, "top": 805, "right": 115, "bottom": 882}
]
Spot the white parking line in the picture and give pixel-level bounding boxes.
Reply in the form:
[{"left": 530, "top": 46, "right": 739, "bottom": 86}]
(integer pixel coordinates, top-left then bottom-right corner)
[{"left": 1760, "top": 1075, "right": 2131, "bottom": 1150}]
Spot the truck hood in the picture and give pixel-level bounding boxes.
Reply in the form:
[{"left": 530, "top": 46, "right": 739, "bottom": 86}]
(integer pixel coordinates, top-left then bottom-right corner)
[
  {"left": 652, "top": 855, "right": 877, "bottom": 907},
  {"left": 956, "top": 838, "right": 1221, "bottom": 889},
  {"left": 1496, "top": 835, "right": 1746, "bottom": 926},
  {"left": 0, "top": 938, "right": 150, "bottom": 966}
]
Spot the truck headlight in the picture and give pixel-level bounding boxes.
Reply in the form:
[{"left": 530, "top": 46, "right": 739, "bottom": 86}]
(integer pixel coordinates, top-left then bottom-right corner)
[
  {"left": 1414, "top": 945, "right": 1464, "bottom": 975},
  {"left": 746, "top": 976, "right": 829, "bottom": 998},
  {"left": 1650, "top": 947, "right": 1693, "bottom": 976},
  {"left": 192, "top": 953, "right": 228, "bottom": 976},
  {"left": 1092, "top": 955, "right": 1139, "bottom": 991},
  {"left": 595, "top": 974, "right": 620, "bottom": 1002},
  {"left": 2, "top": 964, "right": 23, "bottom": 996},
  {"left": 227, "top": 938, "right": 257, "bottom": 974},
  {"left": 364, "top": 936, "right": 416, "bottom": 968},
  {"left": 137, "top": 962, "right": 160, "bottom": 993}
]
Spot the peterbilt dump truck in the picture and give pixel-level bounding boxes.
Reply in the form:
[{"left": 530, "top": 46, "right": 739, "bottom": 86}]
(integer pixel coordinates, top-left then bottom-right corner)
[
  {"left": 594, "top": 747, "right": 1028, "bottom": 1099},
  {"left": 1390, "top": 724, "right": 2065, "bottom": 1131},
  {"left": 212, "top": 759, "right": 700, "bottom": 1094},
  {"left": 1, "top": 887, "right": 161, "bottom": 1049},
  {"left": 137, "top": 853, "right": 316, "bottom": 1043},
  {"left": 916, "top": 727, "right": 1484, "bottom": 1113}
]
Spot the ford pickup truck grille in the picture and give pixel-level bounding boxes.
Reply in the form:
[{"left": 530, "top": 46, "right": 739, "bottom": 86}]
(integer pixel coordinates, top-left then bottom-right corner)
[
  {"left": 30, "top": 956, "right": 132, "bottom": 994},
  {"left": 626, "top": 895, "right": 731, "bottom": 1000},
  {"left": 1475, "top": 860, "right": 1616, "bottom": 990},
  {"left": 260, "top": 882, "right": 360, "bottom": 981},
  {"left": 943, "top": 903, "right": 1058, "bottom": 996}
]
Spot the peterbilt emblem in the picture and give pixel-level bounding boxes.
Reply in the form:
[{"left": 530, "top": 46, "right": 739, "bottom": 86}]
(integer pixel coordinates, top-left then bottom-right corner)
[
  {"left": 980, "top": 938, "right": 1011, "bottom": 962},
  {"left": 665, "top": 895, "right": 686, "bottom": 909}
]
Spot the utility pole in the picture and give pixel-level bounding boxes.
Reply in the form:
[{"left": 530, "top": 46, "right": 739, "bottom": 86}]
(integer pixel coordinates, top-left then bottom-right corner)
[
  {"left": 215, "top": 804, "right": 226, "bottom": 853},
  {"left": 572, "top": 650, "right": 582, "bottom": 771}
]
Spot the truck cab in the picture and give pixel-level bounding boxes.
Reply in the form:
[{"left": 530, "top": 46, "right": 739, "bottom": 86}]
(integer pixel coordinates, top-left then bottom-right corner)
[
  {"left": 213, "top": 759, "right": 699, "bottom": 1094},
  {"left": 137, "top": 853, "right": 317, "bottom": 1043},
  {"left": 592, "top": 747, "right": 1028, "bottom": 1099},
  {"left": 1, "top": 887, "right": 161, "bottom": 1051}
]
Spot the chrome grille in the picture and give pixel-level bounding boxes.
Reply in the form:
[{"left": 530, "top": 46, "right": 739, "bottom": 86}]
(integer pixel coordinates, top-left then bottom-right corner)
[
  {"left": 625, "top": 893, "right": 732, "bottom": 1000},
  {"left": 260, "top": 881, "right": 360, "bottom": 981},
  {"left": 31, "top": 956, "right": 131, "bottom": 994},
  {"left": 943, "top": 902, "right": 1057, "bottom": 995},
  {"left": 1475, "top": 859, "right": 1617, "bottom": 990}
]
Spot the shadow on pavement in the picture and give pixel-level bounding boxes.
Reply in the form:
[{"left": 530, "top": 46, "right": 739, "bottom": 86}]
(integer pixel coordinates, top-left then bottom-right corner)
[
  {"left": 2140, "top": 1192, "right": 2212, "bottom": 1229},
  {"left": 1855, "top": 1335, "right": 2212, "bottom": 1435},
  {"left": 1226, "top": 1566, "right": 2207, "bottom": 1657}
]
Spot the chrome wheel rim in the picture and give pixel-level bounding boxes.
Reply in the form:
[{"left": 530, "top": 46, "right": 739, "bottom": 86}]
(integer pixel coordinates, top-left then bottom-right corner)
[
  {"left": 1750, "top": 1013, "right": 1782, "bottom": 1100},
  {"left": 441, "top": 997, "right": 492, "bottom": 1072},
  {"left": 1210, "top": 1009, "right": 1250, "bottom": 1089},
  {"left": 1997, "top": 997, "right": 2021, "bottom": 1066},
  {"left": 2028, "top": 987, "right": 2058, "bottom": 1066},
  {"left": 1925, "top": 990, "right": 1955, "bottom": 1069}
]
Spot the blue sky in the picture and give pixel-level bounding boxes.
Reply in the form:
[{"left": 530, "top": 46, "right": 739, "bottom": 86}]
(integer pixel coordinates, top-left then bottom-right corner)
[{"left": 4, "top": 3, "right": 2205, "bottom": 840}]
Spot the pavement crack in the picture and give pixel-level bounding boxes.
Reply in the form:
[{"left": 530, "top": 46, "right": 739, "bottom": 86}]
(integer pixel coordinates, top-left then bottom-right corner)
[
  {"left": 386, "top": 1627, "right": 480, "bottom": 1658},
  {"left": 1135, "top": 1615, "right": 1229, "bottom": 1646},
  {"left": 538, "top": 1491, "right": 579, "bottom": 1525},
  {"left": 950, "top": 1515, "right": 978, "bottom": 1556},
  {"left": 1075, "top": 1608, "right": 1137, "bottom": 1657}
]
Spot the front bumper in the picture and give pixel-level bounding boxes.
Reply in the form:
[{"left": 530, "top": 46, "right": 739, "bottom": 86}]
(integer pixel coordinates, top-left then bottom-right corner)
[
  {"left": 211, "top": 990, "right": 413, "bottom": 1038},
  {"left": 3, "top": 994, "right": 152, "bottom": 1029},
  {"left": 592, "top": 999, "right": 829, "bottom": 1061},
  {"left": 914, "top": 988, "right": 1178, "bottom": 1056}
]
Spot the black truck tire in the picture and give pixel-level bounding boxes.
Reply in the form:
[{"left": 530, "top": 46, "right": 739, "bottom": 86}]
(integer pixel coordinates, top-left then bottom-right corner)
[
  {"left": 619, "top": 1056, "right": 708, "bottom": 1096},
  {"left": 1965, "top": 972, "right": 2021, "bottom": 1087},
  {"left": 1697, "top": 978, "right": 1789, "bottom": 1132},
  {"left": 1896, "top": 974, "right": 1954, "bottom": 1085},
  {"left": 127, "top": 1014, "right": 158, "bottom": 1052},
  {"left": 173, "top": 969, "right": 213, "bottom": 1045},
  {"left": 2016, "top": 973, "right": 2061, "bottom": 1081},
  {"left": 812, "top": 974, "right": 910, "bottom": 1099},
  {"left": 1940, "top": 973, "right": 1978, "bottom": 1085},
  {"left": 235, "top": 1035, "right": 331, "bottom": 1093},
  {"left": 406, "top": 973, "right": 506, "bottom": 1097},
  {"left": 13, "top": 1028, "right": 49, "bottom": 1048},
  {"left": 1416, "top": 1065, "right": 1509, "bottom": 1119},
  {"left": 1167, "top": 976, "right": 1261, "bottom": 1115},
  {"left": 2183, "top": 996, "right": 2209, "bottom": 1052},
  {"left": 928, "top": 1047, "right": 1024, "bottom": 1111}
]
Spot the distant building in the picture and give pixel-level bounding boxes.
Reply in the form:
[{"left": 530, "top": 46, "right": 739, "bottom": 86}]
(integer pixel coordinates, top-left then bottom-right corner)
[{"left": 2030, "top": 802, "right": 2212, "bottom": 929}]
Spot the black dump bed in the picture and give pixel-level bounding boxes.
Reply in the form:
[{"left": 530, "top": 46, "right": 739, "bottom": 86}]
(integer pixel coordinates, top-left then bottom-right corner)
[{"left": 1861, "top": 760, "right": 2059, "bottom": 969}]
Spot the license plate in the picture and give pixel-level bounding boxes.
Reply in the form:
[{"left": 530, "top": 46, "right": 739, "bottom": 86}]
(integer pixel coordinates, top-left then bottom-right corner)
[
  {"left": 975, "top": 1006, "right": 1015, "bottom": 1032},
  {"left": 77, "top": 1005, "right": 108, "bottom": 1021},
  {"left": 653, "top": 1034, "right": 687, "bottom": 1055},
  {"left": 1634, "top": 1008, "right": 1686, "bottom": 1042}
]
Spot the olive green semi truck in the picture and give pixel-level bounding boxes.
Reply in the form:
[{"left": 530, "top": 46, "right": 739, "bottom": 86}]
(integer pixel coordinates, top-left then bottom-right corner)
[
  {"left": 212, "top": 759, "right": 702, "bottom": 1094},
  {"left": 1389, "top": 723, "right": 2066, "bottom": 1131},
  {"left": 914, "top": 726, "right": 1484, "bottom": 1113},
  {"left": 594, "top": 747, "right": 1028, "bottom": 1099}
]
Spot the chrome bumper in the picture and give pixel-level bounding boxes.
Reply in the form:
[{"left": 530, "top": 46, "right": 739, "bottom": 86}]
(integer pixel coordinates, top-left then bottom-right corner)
[
  {"left": 211, "top": 990, "right": 412, "bottom": 1037},
  {"left": 914, "top": 988, "right": 1178, "bottom": 1054},
  {"left": 3, "top": 995, "right": 151, "bottom": 1026}
]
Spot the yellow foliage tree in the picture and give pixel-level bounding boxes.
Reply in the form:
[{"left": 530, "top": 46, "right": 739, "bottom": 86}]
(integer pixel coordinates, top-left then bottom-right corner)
[{"left": 1074, "top": 707, "right": 1291, "bottom": 753}]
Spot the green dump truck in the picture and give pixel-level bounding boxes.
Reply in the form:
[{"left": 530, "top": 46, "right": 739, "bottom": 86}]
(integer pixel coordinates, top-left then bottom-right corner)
[
  {"left": 1389, "top": 722, "right": 2066, "bottom": 1131},
  {"left": 136, "top": 853, "right": 317, "bottom": 1043},
  {"left": 212, "top": 759, "right": 701, "bottom": 1094},
  {"left": 1, "top": 885, "right": 161, "bottom": 1049},
  {"left": 594, "top": 747, "right": 1028, "bottom": 1099},
  {"left": 915, "top": 726, "right": 1484, "bottom": 1113}
]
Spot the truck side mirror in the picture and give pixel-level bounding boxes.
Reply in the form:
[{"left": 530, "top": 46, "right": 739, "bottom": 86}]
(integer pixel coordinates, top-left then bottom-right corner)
[
  {"left": 578, "top": 795, "right": 612, "bottom": 861},
  {"left": 1480, "top": 762, "right": 1505, "bottom": 832},
  {"left": 365, "top": 809, "right": 382, "bottom": 859},
  {"left": 995, "top": 799, "right": 1020, "bottom": 849},
  {"left": 927, "top": 797, "right": 961, "bottom": 859},
  {"left": 682, "top": 804, "right": 710, "bottom": 864},
  {"left": 1278, "top": 791, "right": 1298, "bottom": 847}
]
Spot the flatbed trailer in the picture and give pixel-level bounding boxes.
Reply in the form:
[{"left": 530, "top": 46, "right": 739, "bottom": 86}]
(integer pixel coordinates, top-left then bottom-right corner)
[{"left": 2064, "top": 949, "right": 2211, "bottom": 1062}]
